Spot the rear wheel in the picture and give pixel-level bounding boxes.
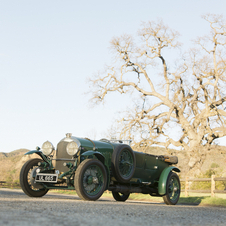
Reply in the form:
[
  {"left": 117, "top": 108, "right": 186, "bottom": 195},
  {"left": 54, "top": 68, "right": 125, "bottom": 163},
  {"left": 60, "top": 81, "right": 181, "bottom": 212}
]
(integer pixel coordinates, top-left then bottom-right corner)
[
  {"left": 20, "top": 158, "right": 49, "bottom": 197},
  {"left": 112, "top": 191, "right": 130, "bottom": 202},
  {"left": 74, "top": 159, "right": 107, "bottom": 201},
  {"left": 163, "top": 172, "right": 180, "bottom": 205}
]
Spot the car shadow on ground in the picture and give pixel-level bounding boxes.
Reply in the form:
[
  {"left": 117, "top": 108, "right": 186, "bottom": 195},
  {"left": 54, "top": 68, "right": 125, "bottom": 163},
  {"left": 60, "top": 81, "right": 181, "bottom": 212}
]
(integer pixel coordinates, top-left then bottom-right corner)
[{"left": 178, "top": 197, "right": 204, "bottom": 206}]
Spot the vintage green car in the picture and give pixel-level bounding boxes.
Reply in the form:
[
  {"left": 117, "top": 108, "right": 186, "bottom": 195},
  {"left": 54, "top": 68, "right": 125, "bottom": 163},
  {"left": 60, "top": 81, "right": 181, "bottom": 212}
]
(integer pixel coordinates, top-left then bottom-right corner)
[{"left": 20, "top": 133, "right": 181, "bottom": 205}]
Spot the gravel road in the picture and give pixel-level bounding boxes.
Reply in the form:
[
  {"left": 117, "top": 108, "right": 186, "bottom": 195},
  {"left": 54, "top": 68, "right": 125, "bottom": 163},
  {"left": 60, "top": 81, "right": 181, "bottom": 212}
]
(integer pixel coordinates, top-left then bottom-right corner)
[{"left": 0, "top": 188, "right": 225, "bottom": 226}]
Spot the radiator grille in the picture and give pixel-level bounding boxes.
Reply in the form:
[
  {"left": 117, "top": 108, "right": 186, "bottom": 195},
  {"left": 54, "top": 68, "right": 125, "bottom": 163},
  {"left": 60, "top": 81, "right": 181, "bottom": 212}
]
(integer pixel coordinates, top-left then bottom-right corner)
[{"left": 52, "top": 141, "right": 75, "bottom": 173}]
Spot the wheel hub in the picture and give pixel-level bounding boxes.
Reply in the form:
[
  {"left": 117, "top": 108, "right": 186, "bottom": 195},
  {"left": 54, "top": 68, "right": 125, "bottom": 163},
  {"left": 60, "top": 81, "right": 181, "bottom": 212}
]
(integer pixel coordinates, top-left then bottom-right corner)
[
  {"left": 173, "top": 187, "right": 178, "bottom": 192},
  {"left": 87, "top": 176, "right": 93, "bottom": 185},
  {"left": 92, "top": 177, "right": 99, "bottom": 184},
  {"left": 87, "top": 175, "right": 99, "bottom": 185}
]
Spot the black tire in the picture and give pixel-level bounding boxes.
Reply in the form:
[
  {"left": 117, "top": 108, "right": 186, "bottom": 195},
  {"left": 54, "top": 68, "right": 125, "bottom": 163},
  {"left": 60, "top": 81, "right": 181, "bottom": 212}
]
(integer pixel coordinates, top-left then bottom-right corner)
[
  {"left": 163, "top": 172, "right": 180, "bottom": 205},
  {"left": 20, "top": 158, "right": 49, "bottom": 197},
  {"left": 112, "top": 191, "right": 130, "bottom": 202},
  {"left": 111, "top": 145, "right": 136, "bottom": 183},
  {"left": 74, "top": 159, "right": 107, "bottom": 201}
]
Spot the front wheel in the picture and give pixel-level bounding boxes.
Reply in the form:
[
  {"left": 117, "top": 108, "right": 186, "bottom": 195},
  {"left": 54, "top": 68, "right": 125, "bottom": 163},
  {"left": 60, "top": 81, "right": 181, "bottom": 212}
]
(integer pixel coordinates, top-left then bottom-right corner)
[
  {"left": 112, "top": 191, "right": 130, "bottom": 202},
  {"left": 163, "top": 172, "right": 180, "bottom": 205},
  {"left": 20, "top": 158, "right": 49, "bottom": 197},
  {"left": 74, "top": 159, "right": 107, "bottom": 201}
]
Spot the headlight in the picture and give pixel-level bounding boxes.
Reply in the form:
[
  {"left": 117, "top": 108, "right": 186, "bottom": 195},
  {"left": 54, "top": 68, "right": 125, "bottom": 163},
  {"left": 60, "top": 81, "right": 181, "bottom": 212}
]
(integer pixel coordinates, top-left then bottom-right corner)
[
  {"left": 66, "top": 141, "right": 79, "bottom": 156},
  {"left": 42, "top": 141, "right": 54, "bottom": 156}
]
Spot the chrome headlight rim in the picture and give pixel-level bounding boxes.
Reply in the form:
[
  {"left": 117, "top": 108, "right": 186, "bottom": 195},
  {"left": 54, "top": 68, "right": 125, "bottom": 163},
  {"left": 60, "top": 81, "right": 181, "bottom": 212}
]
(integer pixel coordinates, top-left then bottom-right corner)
[
  {"left": 66, "top": 141, "right": 80, "bottom": 156},
  {"left": 41, "top": 141, "right": 55, "bottom": 156}
]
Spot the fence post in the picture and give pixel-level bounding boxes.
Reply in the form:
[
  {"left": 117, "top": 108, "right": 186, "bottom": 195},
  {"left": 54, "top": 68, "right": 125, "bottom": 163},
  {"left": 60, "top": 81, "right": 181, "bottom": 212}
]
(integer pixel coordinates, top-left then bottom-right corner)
[
  {"left": 185, "top": 177, "right": 189, "bottom": 197},
  {"left": 211, "top": 175, "right": 215, "bottom": 197}
]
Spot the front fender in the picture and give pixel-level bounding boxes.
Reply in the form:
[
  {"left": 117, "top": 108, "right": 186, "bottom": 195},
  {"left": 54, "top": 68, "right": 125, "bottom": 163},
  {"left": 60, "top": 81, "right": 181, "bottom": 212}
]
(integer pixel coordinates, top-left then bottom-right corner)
[
  {"left": 158, "top": 166, "right": 180, "bottom": 195},
  {"left": 81, "top": 151, "right": 105, "bottom": 165},
  {"left": 24, "top": 150, "right": 48, "bottom": 163}
]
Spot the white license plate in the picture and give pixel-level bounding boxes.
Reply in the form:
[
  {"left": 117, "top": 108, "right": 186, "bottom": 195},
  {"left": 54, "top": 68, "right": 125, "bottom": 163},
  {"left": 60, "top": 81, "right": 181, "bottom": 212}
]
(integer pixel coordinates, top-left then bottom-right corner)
[{"left": 35, "top": 173, "right": 58, "bottom": 183}]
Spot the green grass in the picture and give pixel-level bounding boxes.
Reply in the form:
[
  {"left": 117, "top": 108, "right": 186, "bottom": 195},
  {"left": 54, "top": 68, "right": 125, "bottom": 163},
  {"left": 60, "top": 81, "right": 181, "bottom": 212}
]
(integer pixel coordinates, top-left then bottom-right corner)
[{"left": 49, "top": 190, "right": 226, "bottom": 207}]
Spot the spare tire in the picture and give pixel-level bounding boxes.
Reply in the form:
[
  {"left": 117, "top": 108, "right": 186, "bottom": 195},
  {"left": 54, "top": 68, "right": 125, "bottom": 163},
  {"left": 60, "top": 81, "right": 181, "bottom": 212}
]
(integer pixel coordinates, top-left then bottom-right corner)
[{"left": 111, "top": 144, "right": 136, "bottom": 183}]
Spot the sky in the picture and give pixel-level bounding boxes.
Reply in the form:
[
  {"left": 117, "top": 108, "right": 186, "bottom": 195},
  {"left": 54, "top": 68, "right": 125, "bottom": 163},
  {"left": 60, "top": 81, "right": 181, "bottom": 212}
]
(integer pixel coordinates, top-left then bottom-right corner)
[{"left": 0, "top": 0, "right": 226, "bottom": 153}]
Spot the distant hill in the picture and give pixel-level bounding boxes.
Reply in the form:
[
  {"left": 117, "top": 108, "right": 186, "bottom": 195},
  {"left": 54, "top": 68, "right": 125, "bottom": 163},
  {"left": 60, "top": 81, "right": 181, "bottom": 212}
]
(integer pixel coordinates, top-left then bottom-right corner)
[
  {"left": 0, "top": 149, "right": 40, "bottom": 183},
  {"left": 0, "top": 149, "right": 28, "bottom": 158}
]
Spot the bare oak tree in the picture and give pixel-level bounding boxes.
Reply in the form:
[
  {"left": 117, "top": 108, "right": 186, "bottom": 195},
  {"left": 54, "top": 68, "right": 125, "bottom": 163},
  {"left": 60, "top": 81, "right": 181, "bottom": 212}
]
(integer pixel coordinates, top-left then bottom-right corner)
[{"left": 89, "top": 14, "right": 226, "bottom": 171}]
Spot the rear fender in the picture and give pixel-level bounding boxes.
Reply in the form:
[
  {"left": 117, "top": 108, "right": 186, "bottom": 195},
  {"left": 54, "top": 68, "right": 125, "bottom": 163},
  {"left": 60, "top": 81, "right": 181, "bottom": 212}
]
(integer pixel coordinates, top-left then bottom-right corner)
[{"left": 158, "top": 166, "right": 180, "bottom": 195}]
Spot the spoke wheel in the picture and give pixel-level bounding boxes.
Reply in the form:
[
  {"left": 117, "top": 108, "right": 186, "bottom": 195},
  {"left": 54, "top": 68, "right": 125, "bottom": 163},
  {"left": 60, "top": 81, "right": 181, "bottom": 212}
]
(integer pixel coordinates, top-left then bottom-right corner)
[
  {"left": 163, "top": 172, "right": 180, "bottom": 205},
  {"left": 112, "top": 191, "right": 130, "bottom": 202},
  {"left": 20, "top": 158, "right": 49, "bottom": 197},
  {"left": 111, "top": 145, "right": 136, "bottom": 183},
  {"left": 74, "top": 159, "right": 107, "bottom": 201}
]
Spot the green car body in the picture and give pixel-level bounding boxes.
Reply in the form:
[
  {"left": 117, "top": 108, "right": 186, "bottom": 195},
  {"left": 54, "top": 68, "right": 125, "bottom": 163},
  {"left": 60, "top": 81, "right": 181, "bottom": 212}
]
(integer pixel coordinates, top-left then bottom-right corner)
[{"left": 20, "top": 133, "right": 181, "bottom": 205}]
